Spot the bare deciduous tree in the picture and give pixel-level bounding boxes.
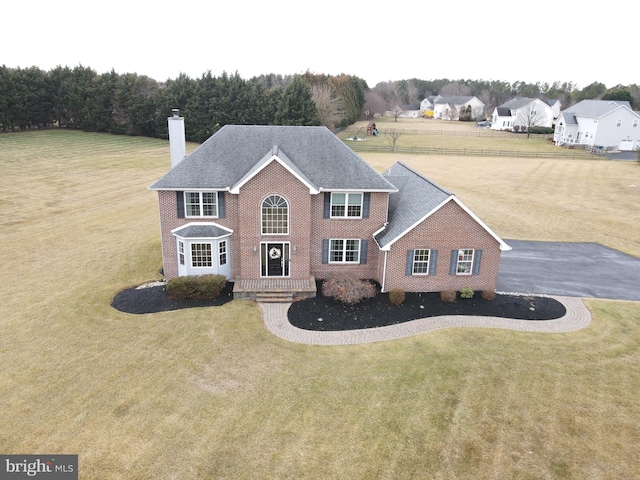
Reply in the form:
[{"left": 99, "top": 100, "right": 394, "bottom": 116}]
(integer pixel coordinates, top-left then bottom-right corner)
[
  {"left": 385, "top": 129, "right": 403, "bottom": 151},
  {"left": 516, "top": 103, "right": 546, "bottom": 138},
  {"left": 311, "top": 84, "right": 345, "bottom": 130},
  {"left": 391, "top": 105, "right": 403, "bottom": 122},
  {"left": 363, "top": 90, "right": 386, "bottom": 119},
  {"left": 439, "top": 82, "right": 471, "bottom": 96}
]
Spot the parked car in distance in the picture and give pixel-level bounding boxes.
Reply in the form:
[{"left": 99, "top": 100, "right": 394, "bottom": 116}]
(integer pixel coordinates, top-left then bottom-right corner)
[{"left": 476, "top": 120, "right": 491, "bottom": 128}]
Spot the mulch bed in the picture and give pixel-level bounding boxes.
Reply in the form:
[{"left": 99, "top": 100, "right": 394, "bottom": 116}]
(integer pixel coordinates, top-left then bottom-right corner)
[
  {"left": 111, "top": 280, "right": 566, "bottom": 332},
  {"left": 111, "top": 282, "right": 234, "bottom": 314},
  {"left": 288, "top": 281, "right": 566, "bottom": 331}
]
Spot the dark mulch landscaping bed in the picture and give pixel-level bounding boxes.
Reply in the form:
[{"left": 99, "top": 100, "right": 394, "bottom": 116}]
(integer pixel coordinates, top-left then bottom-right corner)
[
  {"left": 111, "top": 282, "right": 234, "bottom": 314},
  {"left": 112, "top": 281, "right": 566, "bottom": 333},
  {"left": 288, "top": 281, "right": 567, "bottom": 331}
]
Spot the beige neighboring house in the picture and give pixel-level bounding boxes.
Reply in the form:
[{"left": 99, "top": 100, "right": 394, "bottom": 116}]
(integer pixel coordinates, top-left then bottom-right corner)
[
  {"left": 148, "top": 111, "right": 510, "bottom": 300},
  {"left": 432, "top": 96, "right": 485, "bottom": 121}
]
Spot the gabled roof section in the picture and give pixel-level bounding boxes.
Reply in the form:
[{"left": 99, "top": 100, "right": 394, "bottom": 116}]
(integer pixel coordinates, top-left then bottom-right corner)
[
  {"left": 149, "top": 125, "right": 396, "bottom": 193},
  {"left": 230, "top": 146, "right": 317, "bottom": 194},
  {"left": 562, "top": 99, "right": 633, "bottom": 118},
  {"left": 499, "top": 97, "right": 537, "bottom": 110},
  {"left": 434, "top": 95, "right": 476, "bottom": 105},
  {"left": 376, "top": 162, "right": 510, "bottom": 251}
]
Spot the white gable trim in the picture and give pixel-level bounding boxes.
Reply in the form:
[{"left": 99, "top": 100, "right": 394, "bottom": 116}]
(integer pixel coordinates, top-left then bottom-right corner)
[
  {"left": 230, "top": 151, "right": 319, "bottom": 194},
  {"left": 380, "top": 196, "right": 511, "bottom": 251}
]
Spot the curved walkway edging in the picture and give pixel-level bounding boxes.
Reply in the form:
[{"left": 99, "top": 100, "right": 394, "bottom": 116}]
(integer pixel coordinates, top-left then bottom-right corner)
[{"left": 258, "top": 296, "right": 592, "bottom": 346}]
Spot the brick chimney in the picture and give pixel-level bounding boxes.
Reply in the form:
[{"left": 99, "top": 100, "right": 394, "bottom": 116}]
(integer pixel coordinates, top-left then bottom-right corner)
[{"left": 168, "top": 109, "right": 186, "bottom": 168}]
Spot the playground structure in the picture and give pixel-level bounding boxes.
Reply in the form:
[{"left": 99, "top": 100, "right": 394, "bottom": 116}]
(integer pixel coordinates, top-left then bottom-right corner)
[{"left": 367, "top": 122, "right": 379, "bottom": 136}]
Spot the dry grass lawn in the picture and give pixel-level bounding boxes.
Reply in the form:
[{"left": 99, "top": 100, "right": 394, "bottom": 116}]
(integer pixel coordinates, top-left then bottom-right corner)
[{"left": 1, "top": 127, "right": 639, "bottom": 479}]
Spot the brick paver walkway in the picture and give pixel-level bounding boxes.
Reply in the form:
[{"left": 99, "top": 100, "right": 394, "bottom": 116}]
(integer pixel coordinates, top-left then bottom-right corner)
[{"left": 258, "top": 296, "right": 592, "bottom": 345}]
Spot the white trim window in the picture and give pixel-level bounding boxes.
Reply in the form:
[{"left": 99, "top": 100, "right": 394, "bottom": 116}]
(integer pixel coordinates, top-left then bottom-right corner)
[
  {"left": 456, "top": 249, "right": 474, "bottom": 275},
  {"left": 191, "top": 243, "right": 213, "bottom": 267},
  {"left": 329, "top": 239, "right": 360, "bottom": 263},
  {"left": 219, "top": 240, "right": 227, "bottom": 266},
  {"left": 633, "top": 119, "right": 638, "bottom": 128},
  {"left": 185, "top": 192, "right": 218, "bottom": 217},
  {"left": 616, "top": 119, "right": 622, "bottom": 127},
  {"left": 178, "top": 241, "right": 185, "bottom": 265},
  {"left": 412, "top": 249, "right": 431, "bottom": 275},
  {"left": 261, "top": 195, "right": 289, "bottom": 234},
  {"left": 331, "top": 193, "right": 362, "bottom": 218}
]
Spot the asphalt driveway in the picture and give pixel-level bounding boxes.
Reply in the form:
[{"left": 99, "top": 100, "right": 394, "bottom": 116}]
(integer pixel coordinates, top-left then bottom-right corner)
[{"left": 497, "top": 240, "right": 640, "bottom": 301}]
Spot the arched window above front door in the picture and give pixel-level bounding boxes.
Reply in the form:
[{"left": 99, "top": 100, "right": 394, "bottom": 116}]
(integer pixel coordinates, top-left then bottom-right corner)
[{"left": 261, "top": 195, "right": 289, "bottom": 235}]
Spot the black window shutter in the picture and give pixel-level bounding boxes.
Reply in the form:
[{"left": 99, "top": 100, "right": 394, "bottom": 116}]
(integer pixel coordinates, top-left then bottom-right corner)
[
  {"left": 449, "top": 250, "right": 458, "bottom": 275},
  {"left": 405, "top": 250, "right": 414, "bottom": 276},
  {"left": 362, "top": 192, "right": 370, "bottom": 219},
  {"left": 323, "top": 193, "right": 331, "bottom": 218},
  {"left": 176, "top": 191, "right": 185, "bottom": 218},
  {"left": 429, "top": 249, "right": 438, "bottom": 275},
  {"left": 322, "top": 239, "right": 329, "bottom": 264},
  {"left": 472, "top": 249, "right": 483, "bottom": 275},
  {"left": 218, "top": 191, "right": 226, "bottom": 218},
  {"left": 360, "top": 239, "right": 368, "bottom": 264}
]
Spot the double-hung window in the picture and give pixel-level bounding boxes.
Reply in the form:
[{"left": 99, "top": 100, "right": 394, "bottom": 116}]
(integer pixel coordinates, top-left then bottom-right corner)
[
  {"left": 456, "top": 249, "right": 474, "bottom": 275},
  {"left": 185, "top": 192, "right": 217, "bottom": 217},
  {"left": 412, "top": 249, "right": 431, "bottom": 275},
  {"left": 329, "top": 239, "right": 360, "bottom": 263},
  {"left": 219, "top": 240, "right": 227, "bottom": 266},
  {"left": 331, "top": 193, "right": 362, "bottom": 218}
]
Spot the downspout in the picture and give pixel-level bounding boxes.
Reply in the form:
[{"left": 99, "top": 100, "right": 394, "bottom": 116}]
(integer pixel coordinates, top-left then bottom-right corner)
[{"left": 381, "top": 251, "right": 388, "bottom": 293}]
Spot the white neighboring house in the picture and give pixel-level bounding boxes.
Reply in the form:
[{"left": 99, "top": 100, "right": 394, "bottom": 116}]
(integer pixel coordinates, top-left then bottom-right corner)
[
  {"left": 432, "top": 96, "right": 485, "bottom": 120},
  {"left": 553, "top": 100, "right": 640, "bottom": 151},
  {"left": 491, "top": 97, "right": 554, "bottom": 131},
  {"left": 386, "top": 104, "right": 421, "bottom": 118},
  {"left": 543, "top": 98, "right": 562, "bottom": 121}
]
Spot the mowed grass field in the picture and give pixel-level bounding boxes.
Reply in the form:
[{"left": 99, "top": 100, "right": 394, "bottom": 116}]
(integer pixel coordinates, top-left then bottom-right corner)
[{"left": 1, "top": 127, "right": 639, "bottom": 479}]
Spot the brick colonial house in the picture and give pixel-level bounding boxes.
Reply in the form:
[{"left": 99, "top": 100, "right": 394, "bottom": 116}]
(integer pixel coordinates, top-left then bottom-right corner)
[{"left": 149, "top": 113, "right": 510, "bottom": 300}]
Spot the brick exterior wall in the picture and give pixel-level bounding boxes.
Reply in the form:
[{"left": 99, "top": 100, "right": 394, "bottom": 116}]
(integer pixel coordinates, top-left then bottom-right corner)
[
  {"left": 309, "top": 191, "right": 388, "bottom": 281},
  {"left": 156, "top": 162, "right": 502, "bottom": 293},
  {"left": 235, "top": 161, "right": 312, "bottom": 280},
  {"left": 381, "top": 200, "right": 502, "bottom": 293}
]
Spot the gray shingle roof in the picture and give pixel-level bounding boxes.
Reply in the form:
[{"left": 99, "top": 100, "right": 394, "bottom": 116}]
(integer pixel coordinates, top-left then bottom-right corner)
[
  {"left": 562, "top": 99, "right": 632, "bottom": 117},
  {"left": 498, "top": 97, "right": 537, "bottom": 109},
  {"left": 376, "top": 162, "right": 453, "bottom": 248},
  {"left": 172, "top": 223, "right": 232, "bottom": 238},
  {"left": 434, "top": 96, "right": 475, "bottom": 105},
  {"left": 149, "top": 125, "right": 396, "bottom": 192}
]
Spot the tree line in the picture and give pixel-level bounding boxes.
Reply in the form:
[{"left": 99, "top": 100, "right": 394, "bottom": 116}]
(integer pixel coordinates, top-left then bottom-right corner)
[
  {"left": 0, "top": 66, "right": 367, "bottom": 142},
  {"left": 1, "top": 64, "right": 637, "bottom": 140}
]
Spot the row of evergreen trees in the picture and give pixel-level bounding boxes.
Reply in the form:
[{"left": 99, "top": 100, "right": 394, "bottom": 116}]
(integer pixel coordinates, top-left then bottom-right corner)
[{"left": 0, "top": 65, "right": 368, "bottom": 142}]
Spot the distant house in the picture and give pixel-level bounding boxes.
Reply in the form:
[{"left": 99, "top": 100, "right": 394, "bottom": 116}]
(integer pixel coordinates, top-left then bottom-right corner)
[
  {"left": 420, "top": 97, "right": 436, "bottom": 117},
  {"left": 387, "top": 104, "right": 421, "bottom": 118},
  {"left": 553, "top": 100, "right": 640, "bottom": 151},
  {"left": 148, "top": 113, "right": 510, "bottom": 301},
  {"left": 491, "top": 97, "right": 554, "bottom": 131},
  {"left": 432, "top": 96, "right": 485, "bottom": 121}
]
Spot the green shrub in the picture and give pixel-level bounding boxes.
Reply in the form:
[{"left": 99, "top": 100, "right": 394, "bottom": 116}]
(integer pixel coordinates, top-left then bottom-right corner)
[
  {"left": 529, "top": 126, "right": 555, "bottom": 134},
  {"left": 166, "top": 274, "right": 227, "bottom": 300},
  {"left": 481, "top": 290, "right": 496, "bottom": 300},
  {"left": 460, "top": 287, "right": 474, "bottom": 299},
  {"left": 389, "top": 288, "right": 405, "bottom": 306},
  {"left": 440, "top": 290, "right": 456, "bottom": 302},
  {"left": 322, "top": 275, "right": 376, "bottom": 304}
]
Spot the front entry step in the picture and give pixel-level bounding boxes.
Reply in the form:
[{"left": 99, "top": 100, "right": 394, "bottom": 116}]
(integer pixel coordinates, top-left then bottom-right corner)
[
  {"left": 233, "top": 276, "right": 317, "bottom": 302},
  {"left": 255, "top": 292, "right": 294, "bottom": 303}
]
